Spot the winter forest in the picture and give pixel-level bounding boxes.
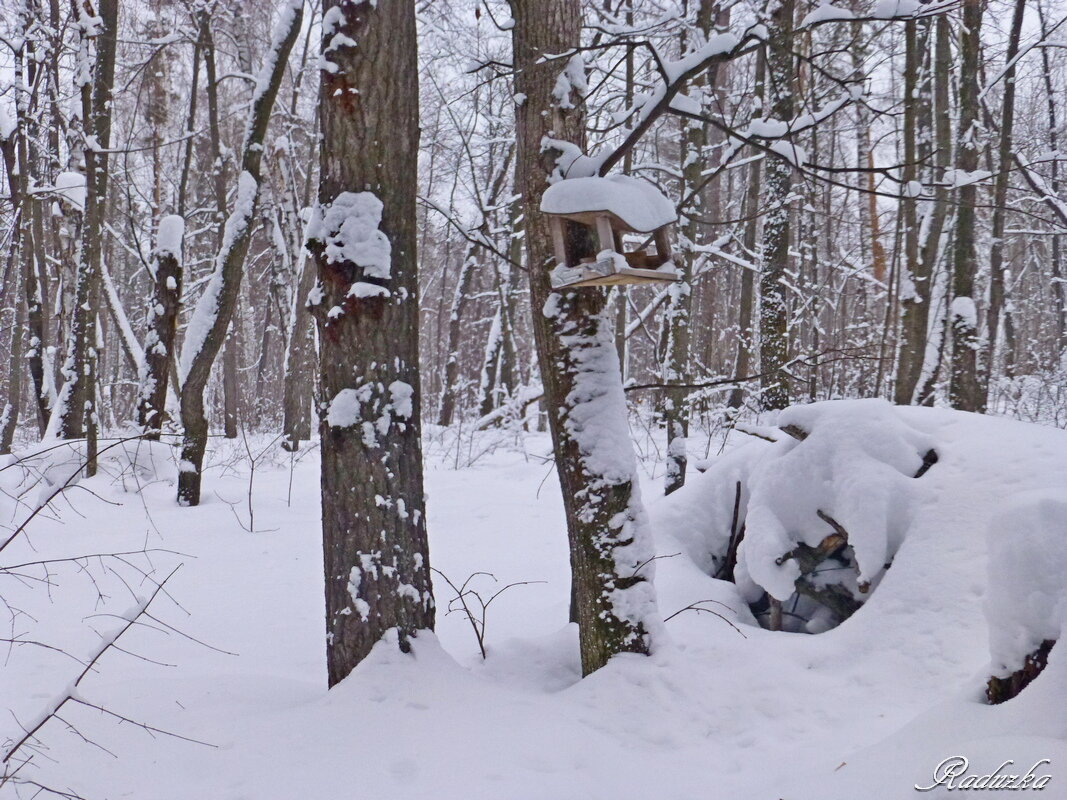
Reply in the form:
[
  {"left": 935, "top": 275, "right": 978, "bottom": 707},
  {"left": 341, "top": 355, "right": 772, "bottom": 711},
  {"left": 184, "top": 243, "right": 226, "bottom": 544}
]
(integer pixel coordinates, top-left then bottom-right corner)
[{"left": 3, "top": 0, "right": 1067, "bottom": 796}]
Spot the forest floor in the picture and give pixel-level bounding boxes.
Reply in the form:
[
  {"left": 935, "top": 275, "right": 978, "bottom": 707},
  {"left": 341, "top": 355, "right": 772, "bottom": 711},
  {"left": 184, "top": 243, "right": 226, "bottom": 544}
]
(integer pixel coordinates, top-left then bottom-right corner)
[{"left": 3, "top": 404, "right": 1067, "bottom": 799}]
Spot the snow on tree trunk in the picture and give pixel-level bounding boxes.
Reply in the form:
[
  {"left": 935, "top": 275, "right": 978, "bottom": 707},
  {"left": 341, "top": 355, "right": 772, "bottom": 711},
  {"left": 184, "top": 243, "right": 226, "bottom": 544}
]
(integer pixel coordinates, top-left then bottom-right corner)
[
  {"left": 138, "top": 215, "right": 184, "bottom": 439},
  {"left": 948, "top": 0, "right": 985, "bottom": 413},
  {"left": 758, "top": 0, "right": 796, "bottom": 412},
  {"left": 176, "top": 0, "right": 304, "bottom": 506},
  {"left": 311, "top": 0, "right": 434, "bottom": 687},
  {"left": 512, "top": 0, "right": 659, "bottom": 676}
]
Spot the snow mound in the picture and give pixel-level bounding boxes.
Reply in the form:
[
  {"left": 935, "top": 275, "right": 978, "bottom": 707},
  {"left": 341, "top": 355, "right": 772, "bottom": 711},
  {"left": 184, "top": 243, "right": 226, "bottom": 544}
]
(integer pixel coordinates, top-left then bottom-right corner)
[
  {"left": 985, "top": 491, "right": 1067, "bottom": 676},
  {"left": 738, "top": 400, "right": 936, "bottom": 606},
  {"left": 540, "top": 174, "right": 676, "bottom": 232}
]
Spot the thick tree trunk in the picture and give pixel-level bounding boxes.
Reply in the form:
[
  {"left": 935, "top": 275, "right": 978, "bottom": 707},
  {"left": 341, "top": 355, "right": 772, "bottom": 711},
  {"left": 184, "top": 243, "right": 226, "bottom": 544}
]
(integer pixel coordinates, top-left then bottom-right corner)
[
  {"left": 55, "top": 0, "right": 119, "bottom": 478},
  {"left": 138, "top": 216, "right": 184, "bottom": 439},
  {"left": 982, "top": 0, "right": 1025, "bottom": 391},
  {"left": 759, "top": 0, "right": 796, "bottom": 411},
  {"left": 512, "top": 0, "right": 659, "bottom": 676},
  {"left": 948, "top": 0, "right": 985, "bottom": 412},
  {"left": 177, "top": 0, "right": 304, "bottom": 505},
  {"left": 312, "top": 0, "right": 434, "bottom": 687}
]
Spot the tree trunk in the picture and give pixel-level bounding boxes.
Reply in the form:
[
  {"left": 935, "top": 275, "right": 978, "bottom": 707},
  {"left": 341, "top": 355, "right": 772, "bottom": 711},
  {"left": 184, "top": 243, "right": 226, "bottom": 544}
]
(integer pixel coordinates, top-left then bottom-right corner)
[
  {"left": 948, "top": 0, "right": 985, "bottom": 412},
  {"left": 663, "top": 1, "right": 718, "bottom": 495},
  {"left": 894, "top": 18, "right": 933, "bottom": 405},
  {"left": 138, "top": 216, "right": 184, "bottom": 439},
  {"left": 512, "top": 0, "right": 659, "bottom": 676},
  {"left": 11, "top": 4, "right": 49, "bottom": 436},
  {"left": 982, "top": 0, "right": 1025, "bottom": 392},
  {"left": 759, "top": 0, "right": 796, "bottom": 411},
  {"left": 1038, "top": 0, "right": 1067, "bottom": 357},
  {"left": 281, "top": 251, "right": 317, "bottom": 451},
  {"left": 223, "top": 327, "right": 239, "bottom": 437},
  {"left": 436, "top": 248, "right": 478, "bottom": 426},
  {"left": 177, "top": 0, "right": 304, "bottom": 506},
  {"left": 55, "top": 0, "right": 119, "bottom": 478},
  {"left": 311, "top": 0, "right": 434, "bottom": 687},
  {"left": 0, "top": 132, "right": 23, "bottom": 454}
]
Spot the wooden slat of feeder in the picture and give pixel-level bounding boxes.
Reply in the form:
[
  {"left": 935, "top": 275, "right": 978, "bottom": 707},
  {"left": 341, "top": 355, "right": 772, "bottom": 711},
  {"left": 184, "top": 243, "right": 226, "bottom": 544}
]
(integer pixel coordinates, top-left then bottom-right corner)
[{"left": 553, "top": 265, "right": 681, "bottom": 289}]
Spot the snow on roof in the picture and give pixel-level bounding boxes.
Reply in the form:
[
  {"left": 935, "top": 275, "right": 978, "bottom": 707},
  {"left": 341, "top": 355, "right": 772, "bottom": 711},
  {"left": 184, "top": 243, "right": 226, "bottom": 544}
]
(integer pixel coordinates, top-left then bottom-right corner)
[{"left": 541, "top": 174, "right": 677, "bottom": 233}]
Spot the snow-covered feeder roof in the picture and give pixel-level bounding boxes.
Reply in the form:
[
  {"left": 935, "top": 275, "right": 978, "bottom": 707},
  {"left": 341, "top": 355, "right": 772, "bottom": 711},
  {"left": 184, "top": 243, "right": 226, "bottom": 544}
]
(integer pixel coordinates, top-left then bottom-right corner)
[{"left": 541, "top": 174, "right": 677, "bottom": 233}]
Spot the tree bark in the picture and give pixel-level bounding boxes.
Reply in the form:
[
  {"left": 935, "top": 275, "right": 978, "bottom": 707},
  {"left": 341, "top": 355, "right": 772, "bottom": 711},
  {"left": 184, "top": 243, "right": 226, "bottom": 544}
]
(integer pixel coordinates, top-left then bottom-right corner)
[
  {"left": 281, "top": 251, "right": 317, "bottom": 450},
  {"left": 311, "top": 0, "right": 435, "bottom": 687},
  {"left": 55, "top": 0, "right": 119, "bottom": 478},
  {"left": 1037, "top": 0, "right": 1067, "bottom": 357},
  {"left": 895, "top": 18, "right": 932, "bottom": 405},
  {"left": 138, "top": 216, "right": 184, "bottom": 439},
  {"left": 177, "top": 0, "right": 304, "bottom": 505},
  {"left": 728, "top": 52, "right": 764, "bottom": 411},
  {"left": 948, "top": 0, "right": 985, "bottom": 412},
  {"left": 759, "top": 0, "right": 796, "bottom": 411},
  {"left": 982, "top": 0, "right": 1025, "bottom": 392},
  {"left": 512, "top": 0, "right": 659, "bottom": 676},
  {"left": 0, "top": 131, "right": 23, "bottom": 454}
]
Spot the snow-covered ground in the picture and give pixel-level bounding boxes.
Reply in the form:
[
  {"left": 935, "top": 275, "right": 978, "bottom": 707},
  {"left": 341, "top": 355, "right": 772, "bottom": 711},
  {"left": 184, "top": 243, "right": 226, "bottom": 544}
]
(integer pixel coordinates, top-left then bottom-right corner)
[{"left": 3, "top": 402, "right": 1067, "bottom": 799}]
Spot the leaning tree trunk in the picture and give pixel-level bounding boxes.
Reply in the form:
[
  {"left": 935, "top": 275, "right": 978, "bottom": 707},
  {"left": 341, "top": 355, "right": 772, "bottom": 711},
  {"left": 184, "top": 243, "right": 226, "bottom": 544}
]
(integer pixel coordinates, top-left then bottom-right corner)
[
  {"left": 55, "top": 0, "right": 119, "bottom": 478},
  {"left": 948, "top": 0, "right": 985, "bottom": 412},
  {"left": 759, "top": 0, "right": 796, "bottom": 411},
  {"left": 137, "top": 215, "right": 184, "bottom": 439},
  {"left": 311, "top": 0, "right": 434, "bottom": 687},
  {"left": 512, "top": 0, "right": 659, "bottom": 676},
  {"left": 983, "top": 0, "right": 1026, "bottom": 391},
  {"left": 176, "top": 0, "right": 304, "bottom": 506}
]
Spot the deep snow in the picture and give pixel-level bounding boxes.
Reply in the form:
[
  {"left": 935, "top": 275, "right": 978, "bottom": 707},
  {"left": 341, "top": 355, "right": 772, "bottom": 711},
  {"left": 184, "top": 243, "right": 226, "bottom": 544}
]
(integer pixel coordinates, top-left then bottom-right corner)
[{"left": 2, "top": 402, "right": 1067, "bottom": 799}]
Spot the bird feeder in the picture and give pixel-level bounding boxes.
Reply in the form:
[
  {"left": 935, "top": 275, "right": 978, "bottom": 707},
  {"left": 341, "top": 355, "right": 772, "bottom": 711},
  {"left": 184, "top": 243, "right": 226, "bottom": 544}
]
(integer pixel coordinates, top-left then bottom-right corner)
[{"left": 540, "top": 174, "right": 681, "bottom": 290}]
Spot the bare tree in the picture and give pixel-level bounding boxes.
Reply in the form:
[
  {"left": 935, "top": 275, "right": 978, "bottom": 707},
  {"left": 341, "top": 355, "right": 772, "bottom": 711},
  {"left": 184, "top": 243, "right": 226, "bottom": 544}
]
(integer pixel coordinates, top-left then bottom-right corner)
[{"left": 176, "top": 0, "right": 304, "bottom": 505}]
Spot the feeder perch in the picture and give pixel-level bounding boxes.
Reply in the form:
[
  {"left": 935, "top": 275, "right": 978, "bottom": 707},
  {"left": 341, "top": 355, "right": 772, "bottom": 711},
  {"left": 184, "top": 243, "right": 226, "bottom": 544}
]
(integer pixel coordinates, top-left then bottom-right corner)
[{"left": 540, "top": 174, "right": 682, "bottom": 290}]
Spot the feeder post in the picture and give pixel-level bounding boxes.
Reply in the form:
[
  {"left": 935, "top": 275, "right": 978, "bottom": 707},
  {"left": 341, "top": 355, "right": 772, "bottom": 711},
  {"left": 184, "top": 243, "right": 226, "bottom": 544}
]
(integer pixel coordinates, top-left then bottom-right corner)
[
  {"left": 595, "top": 213, "right": 615, "bottom": 253},
  {"left": 550, "top": 216, "right": 569, "bottom": 267},
  {"left": 654, "top": 226, "right": 671, "bottom": 264}
]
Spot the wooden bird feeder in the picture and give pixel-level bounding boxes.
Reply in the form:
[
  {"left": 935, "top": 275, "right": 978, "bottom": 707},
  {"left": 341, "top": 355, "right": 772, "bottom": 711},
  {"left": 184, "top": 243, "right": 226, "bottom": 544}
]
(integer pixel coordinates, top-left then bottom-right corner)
[{"left": 540, "top": 174, "right": 682, "bottom": 290}]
